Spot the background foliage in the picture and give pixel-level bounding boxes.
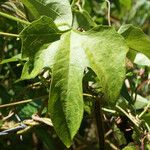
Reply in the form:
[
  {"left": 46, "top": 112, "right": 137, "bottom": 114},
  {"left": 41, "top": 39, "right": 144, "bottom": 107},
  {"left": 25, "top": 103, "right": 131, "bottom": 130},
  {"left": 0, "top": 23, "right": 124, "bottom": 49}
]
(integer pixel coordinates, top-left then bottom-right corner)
[{"left": 0, "top": 0, "right": 150, "bottom": 150}]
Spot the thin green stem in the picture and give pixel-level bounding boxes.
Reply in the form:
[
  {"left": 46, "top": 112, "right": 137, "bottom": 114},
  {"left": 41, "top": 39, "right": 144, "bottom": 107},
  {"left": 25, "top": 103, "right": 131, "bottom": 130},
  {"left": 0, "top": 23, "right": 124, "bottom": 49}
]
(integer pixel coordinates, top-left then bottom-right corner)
[
  {"left": 0, "top": 96, "right": 47, "bottom": 108},
  {"left": 0, "top": 32, "right": 19, "bottom": 37},
  {"left": 71, "top": 0, "right": 77, "bottom": 6},
  {"left": 75, "top": 0, "right": 82, "bottom": 11},
  {"left": 1, "top": 4, "right": 27, "bottom": 20},
  {"left": 83, "top": 93, "right": 116, "bottom": 113},
  {"left": 105, "top": 139, "right": 119, "bottom": 150},
  {"left": 102, "top": 108, "right": 116, "bottom": 114},
  {"left": 83, "top": 93, "right": 95, "bottom": 98},
  {"left": 139, "top": 102, "right": 150, "bottom": 118},
  {"left": 0, "top": 11, "right": 30, "bottom": 25},
  {"left": 116, "top": 105, "right": 140, "bottom": 127},
  {"left": 105, "top": 0, "right": 111, "bottom": 26},
  {"left": 145, "top": 122, "right": 150, "bottom": 132}
]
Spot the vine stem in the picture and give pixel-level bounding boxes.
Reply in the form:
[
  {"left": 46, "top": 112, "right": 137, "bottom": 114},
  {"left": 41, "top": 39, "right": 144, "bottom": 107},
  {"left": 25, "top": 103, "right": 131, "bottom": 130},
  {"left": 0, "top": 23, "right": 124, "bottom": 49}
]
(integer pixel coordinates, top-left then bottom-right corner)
[
  {"left": 105, "top": 0, "right": 111, "bottom": 26},
  {"left": 139, "top": 102, "right": 150, "bottom": 118},
  {"left": 116, "top": 105, "right": 140, "bottom": 127},
  {"left": 71, "top": 0, "right": 77, "bottom": 6},
  {"left": 0, "top": 32, "right": 19, "bottom": 37},
  {"left": 105, "top": 139, "right": 119, "bottom": 150},
  {"left": 83, "top": 93, "right": 116, "bottom": 113},
  {"left": 94, "top": 95, "right": 105, "bottom": 150},
  {"left": 0, "top": 96, "right": 47, "bottom": 108},
  {"left": 0, "top": 11, "right": 30, "bottom": 25}
]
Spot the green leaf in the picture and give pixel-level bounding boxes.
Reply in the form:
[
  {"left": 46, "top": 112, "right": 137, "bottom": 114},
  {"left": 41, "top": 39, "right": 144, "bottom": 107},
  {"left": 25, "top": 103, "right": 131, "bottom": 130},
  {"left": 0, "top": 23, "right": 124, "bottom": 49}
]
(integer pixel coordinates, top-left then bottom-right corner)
[
  {"left": 21, "top": 0, "right": 72, "bottom": 29},
  {"left": 82, "top": 0, "right": 92, "bottom": 14},
  {"left": 48, "top": 26, "right": 128, "bottom": 147},
  {"left": 0, "top": 54, "right": 23, "bottom": 64},
  {"left": 119, "top": 0, "right": 132, "bottom": 10},
  {"left": 122, "top": 145, "right": 137, "bottom": 150},
  {"left": 134, "top": 53, "right": 150, "bottom": 66},
  {"left": 48, "top": 31, "right": 88, "bottom": 147},
  {"left": 134, "top": 94, "right": 149, "bottom": 110},
  {"left": 20, "top": 16, "right": 62, "bottom": 59},
  {"left": 0, "top": 84, "right": 11, "bottom": 104},
  {"left": 118, "top": 24, "right": 150, "bottom": 59},
  {"left": 18, "top": 100, "right": 42, "bottom": 119},
  {"left": 72, "top": 9, "right": 96, "bottom": 30},
  {"left": 84, "top": 27, "right": 128, "bottom": 102},
  {"left": 142, "top": 112, "right": 150, "bottom": 126},
  {"left": 146, "top": 143, "right": 150, "bottom": 150},
  {"left": 0, "top": 120, "right": 3, "bottom": 128},
  {"left": 113, "top": 124, "right": 127, "bottom": 145},
  {"left": 126, "top": 49, "right": 137, "bottom": 61},
  {"left": 20, "top": 22, "right": 128, "bottom": 146},
  {"left": 20, "top": 40, "right": 59, "bottom": 80},
  {"left": 120, "top": 83, "right": 132, "bottom": 104},
  {"left": 35, "top": 127, "right": 56, "bottom": 150}
]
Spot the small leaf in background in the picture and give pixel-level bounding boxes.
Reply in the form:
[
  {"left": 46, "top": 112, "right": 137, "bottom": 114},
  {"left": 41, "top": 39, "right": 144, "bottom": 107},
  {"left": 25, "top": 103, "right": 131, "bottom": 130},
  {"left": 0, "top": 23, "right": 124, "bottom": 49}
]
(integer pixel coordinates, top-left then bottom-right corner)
[
  {"left": 134, "top": 53, "right": 150, "bottom": 67},
  {"left": 142, "top": 112, "right": 150, "bottom": 126},
  {"left": 113, "top": 124, "right": 127, "bottom": 146},
  {"left": 119, "top": 0, "right": 132, "bottom": 11},
  {"left": 0, "top": 84, "right": 11, "bottom": 104},
  {"left": 20, "top": 16, "right": 62, "bottom": 59},
  {"left": 133, "top": 94, "right": 149, "bottom": 110},
  {"left": 0, "top": 120, "right": 3, "bottom": 128},
  {"left": 0, "top": 54, "right": 23, "bottom": 64},
  {"left": 35, "top": 127, "right": 57, "bottom": 150},
  {"left": 120, "top": 83, "right": 132, "bottom": 104},
  {"left": 81, "top": 0, "right": 92, "bottom": 14},
  {"left": 72, "top": 9, "right": 96, "bottom": 30},
  {"left": 18, "top": 100, "right": 42, "bottom": 119},
  {"left": 21, "top": 0, "right": 72, "bottom": 29},
  {"left": 122, "top": 144, "right": 137, "bottom": 150},
  {"left": 118, "top": 24, "right": 150, "bottom": 59},
  {"left": 20, "top": 40, "right": 59, "bottom": 80},
  {"left": 146, "top": 143, "right": 150, "bottom": 150}
]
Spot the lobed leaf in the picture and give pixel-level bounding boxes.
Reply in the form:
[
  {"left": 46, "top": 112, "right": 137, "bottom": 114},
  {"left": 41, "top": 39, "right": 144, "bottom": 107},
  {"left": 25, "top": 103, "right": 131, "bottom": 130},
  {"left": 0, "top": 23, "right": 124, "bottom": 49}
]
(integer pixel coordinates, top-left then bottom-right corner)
[
  {"left": 19, "top": 17, "right": 128, "bottom": 146},
  {"left": 48, "top": 27, "right": 128, "bottom": 147}
]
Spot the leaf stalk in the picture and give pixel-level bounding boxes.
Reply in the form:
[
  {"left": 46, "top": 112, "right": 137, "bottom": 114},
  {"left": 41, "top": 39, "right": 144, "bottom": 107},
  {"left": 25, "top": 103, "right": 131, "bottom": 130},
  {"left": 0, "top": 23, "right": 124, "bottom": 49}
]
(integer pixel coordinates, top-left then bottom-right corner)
[
  {"left": 0, "top": 32, "right": 19, "bottom": 37},
  {"left": 0, "top": 11, "right": 30, "bottom": 25}
]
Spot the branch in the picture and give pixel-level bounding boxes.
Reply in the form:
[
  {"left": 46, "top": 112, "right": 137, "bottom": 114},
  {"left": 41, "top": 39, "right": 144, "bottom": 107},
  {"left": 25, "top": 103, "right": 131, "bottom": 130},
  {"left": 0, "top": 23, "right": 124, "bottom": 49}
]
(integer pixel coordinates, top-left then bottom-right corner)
[
  {"left": 139, "top": 102, "right": 150, "bottom": 118},
  {"left": 0, "top": 32, "right": 19, "bottom": 37},
  {"left": 105, "top": 0, "right": 111, "bottom": 26},
  {"left": 0, "top": 95, "right": 48, "bottom": 109},
  {"left": 0, "top": 11, "right": 30, "bottom": 25},
  {"left": 116, "top": 105, "right": 140, "bottom": 127}
]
